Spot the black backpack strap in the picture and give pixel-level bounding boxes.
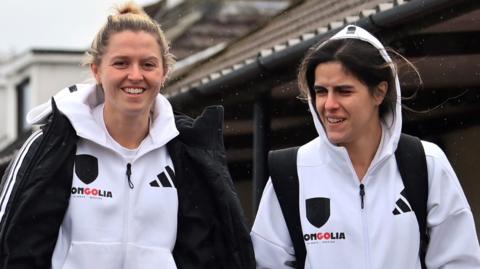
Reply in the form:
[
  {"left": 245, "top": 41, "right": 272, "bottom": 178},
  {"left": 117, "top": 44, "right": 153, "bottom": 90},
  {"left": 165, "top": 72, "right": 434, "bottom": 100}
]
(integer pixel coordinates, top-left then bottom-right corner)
[
  {"left": 268, "top": 146, "right": 305, "bottom": 269},
  {"left": 395, "top": 133, "right": 429, "bottom": 269}
]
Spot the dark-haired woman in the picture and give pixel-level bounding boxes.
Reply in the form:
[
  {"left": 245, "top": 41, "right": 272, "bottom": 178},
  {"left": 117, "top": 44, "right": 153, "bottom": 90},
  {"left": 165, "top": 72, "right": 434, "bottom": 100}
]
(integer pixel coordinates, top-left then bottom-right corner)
[
  {"left": 0, "top": 3, "right": 254, "bottom": 269},
  {"left": 251, "top": 25, "right": 480, "bottom": 268}
]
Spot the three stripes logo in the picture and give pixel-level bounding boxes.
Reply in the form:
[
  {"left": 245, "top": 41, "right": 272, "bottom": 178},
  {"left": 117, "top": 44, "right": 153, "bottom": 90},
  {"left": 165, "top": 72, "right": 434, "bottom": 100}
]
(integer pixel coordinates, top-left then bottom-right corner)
[
  {"left": 150, "top": 166, "right": 176, "bottom": 188},
  {"left": 393, "top": 189, "right": 412, "bottom": 215}
]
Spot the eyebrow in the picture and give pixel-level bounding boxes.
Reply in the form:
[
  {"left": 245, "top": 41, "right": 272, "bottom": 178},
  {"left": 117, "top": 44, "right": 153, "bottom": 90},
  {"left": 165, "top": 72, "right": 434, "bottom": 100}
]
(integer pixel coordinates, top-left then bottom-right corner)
[
  {"left": 109, "top": 55, "right": 160, "bottom": 61},
  {"left": 313, "top": 85, "right": 353, "bottom": 90},
  {"left": 142, "top": 56, "right": 161, "bottom": 62}
]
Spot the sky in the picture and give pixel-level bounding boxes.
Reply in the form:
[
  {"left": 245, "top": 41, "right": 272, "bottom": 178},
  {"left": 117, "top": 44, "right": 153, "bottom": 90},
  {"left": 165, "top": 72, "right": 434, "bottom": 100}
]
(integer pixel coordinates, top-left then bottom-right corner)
[{"left": 0, "top": 0, "right": 160, "bottom": 56}]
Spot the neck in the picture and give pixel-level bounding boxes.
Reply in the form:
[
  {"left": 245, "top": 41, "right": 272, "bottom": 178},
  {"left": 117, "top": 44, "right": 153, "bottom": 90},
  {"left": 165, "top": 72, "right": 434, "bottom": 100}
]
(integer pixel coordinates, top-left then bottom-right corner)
[
  {"left": 103, "top": 109, "right": 150, "bottom": 149},
  {"left": 346, "top": 123, "right": 383, "bottom": 182}
]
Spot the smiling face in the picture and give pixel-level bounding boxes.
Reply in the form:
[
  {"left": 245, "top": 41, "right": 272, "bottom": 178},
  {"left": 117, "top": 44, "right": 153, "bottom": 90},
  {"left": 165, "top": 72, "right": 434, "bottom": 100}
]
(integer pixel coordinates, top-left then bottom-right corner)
[
  {"left": 91, "top": 30, "right": 165, "bottom": 119},
  {"left": 314, "top": 61, "right": 386, "bottom": 149}
]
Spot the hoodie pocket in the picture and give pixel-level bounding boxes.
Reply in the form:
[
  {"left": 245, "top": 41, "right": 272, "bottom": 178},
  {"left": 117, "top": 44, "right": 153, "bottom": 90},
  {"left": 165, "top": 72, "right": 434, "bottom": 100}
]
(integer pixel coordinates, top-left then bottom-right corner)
[
  {"left": 60, "top": 241, "right": 176, "bottom": 269},
  {"left": 60, "top": 241, "right": 122, "bottom": 269},
  {"left": 124, "top": 244, "right": 177, "bottom": 269}
]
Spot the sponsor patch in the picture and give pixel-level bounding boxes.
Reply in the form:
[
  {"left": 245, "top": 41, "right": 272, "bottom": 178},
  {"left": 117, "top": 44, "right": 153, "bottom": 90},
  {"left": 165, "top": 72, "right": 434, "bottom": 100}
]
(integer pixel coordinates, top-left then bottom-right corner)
[
  {"left": 75, "top": 154, "right": 98, "bottom": 185},
  {"left": 306, "top": 197, "right": 330, "bottom": 228}
]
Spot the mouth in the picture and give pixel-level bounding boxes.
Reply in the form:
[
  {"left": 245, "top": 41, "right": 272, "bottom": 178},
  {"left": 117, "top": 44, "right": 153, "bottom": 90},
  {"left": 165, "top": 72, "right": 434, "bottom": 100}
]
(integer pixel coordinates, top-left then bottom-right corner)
[
  {"left": 122, "top": 87, "right": 146, "bottom": 95},
  {"left": 326, "top": 117, "right": 345, "bottom": 124}
]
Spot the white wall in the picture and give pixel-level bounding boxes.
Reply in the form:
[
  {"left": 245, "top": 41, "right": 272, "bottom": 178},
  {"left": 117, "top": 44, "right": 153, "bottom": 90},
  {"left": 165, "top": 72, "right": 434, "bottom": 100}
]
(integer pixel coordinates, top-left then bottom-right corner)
[
  {"left": 0, "top": 84, "right": 8, "bottom": 149},
  {"left": 0, "top": 50, "right": 90, "bottom": 151},
  {"left": 0, "top": 79, "right": 17, "bottom": 149},
  {"left": 31, "top": 62, "right": 91, "bottom": 107}
]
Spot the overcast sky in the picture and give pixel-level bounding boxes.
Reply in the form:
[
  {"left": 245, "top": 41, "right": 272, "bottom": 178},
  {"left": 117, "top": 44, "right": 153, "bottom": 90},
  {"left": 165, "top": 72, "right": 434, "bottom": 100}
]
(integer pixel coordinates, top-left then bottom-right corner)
[{"left": 1, "top": 0, "right": 160, "bottom": 56}]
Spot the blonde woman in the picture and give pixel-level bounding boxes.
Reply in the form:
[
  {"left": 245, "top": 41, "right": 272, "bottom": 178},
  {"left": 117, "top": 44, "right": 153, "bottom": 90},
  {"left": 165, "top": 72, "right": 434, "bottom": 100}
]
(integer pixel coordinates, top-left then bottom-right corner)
[{"left": 0, "top": 3, "right": 254, "bottom": 269}]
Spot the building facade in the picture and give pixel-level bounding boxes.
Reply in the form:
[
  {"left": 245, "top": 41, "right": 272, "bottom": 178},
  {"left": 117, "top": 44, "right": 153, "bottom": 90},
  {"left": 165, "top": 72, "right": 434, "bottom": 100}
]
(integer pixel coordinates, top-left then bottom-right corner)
[{"left": 0, "top": 49, "right": 89, "bottom": 170}]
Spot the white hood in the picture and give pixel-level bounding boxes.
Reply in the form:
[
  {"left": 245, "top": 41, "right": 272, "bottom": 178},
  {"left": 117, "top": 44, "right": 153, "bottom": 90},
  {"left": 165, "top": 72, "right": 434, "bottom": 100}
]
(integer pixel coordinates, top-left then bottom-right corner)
[
  {"left": 27, "top": 84, "right": 179, "bottom": 154},
  {"left": 307, "top": 25, "right": 402, "bottom": 163}
]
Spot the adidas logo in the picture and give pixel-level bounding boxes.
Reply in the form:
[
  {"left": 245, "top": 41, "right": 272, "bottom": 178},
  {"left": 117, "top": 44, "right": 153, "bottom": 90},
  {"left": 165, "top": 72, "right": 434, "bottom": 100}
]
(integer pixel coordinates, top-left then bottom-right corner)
[
  {"left": 150, "top": 166, "right": 176, "bottom": 188},
  {"left": 392, "top": 189, "right": 412, "bottom": 215}
]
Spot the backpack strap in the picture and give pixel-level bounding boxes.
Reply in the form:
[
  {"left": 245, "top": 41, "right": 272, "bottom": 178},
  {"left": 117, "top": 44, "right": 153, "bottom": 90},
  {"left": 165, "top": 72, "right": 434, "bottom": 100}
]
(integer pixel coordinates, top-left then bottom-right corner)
[
  {"left": 395, "top": 133, "right": 429, "bottom": 269},
  {"left": 268, "top": 146, "right": 305, "bottom": 269}
]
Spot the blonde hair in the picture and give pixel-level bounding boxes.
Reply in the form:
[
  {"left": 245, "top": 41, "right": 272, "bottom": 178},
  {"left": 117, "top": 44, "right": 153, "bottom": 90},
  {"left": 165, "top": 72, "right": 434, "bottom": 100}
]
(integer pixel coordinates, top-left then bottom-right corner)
[{"left": 85, "top": 2, "right": 175, "bottom": 76}]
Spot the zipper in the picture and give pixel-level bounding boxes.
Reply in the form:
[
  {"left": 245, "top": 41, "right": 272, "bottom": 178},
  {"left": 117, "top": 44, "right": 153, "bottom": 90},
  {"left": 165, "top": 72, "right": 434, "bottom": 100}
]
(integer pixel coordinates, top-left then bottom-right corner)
[
  {"left": 359, "top": 184, "right": 365, "bottom": 209},
  {"left": 126, "top": 163, "right": 134, "bottom": 189},
  {"left": 360, "top": 205, "right": 371, "bottom": 269},
  {"left": 123, "top": 162, "right": 133, "bottom": 267},
  {"left": 359, "top": 183, "right": 372, "bottom": 269}
]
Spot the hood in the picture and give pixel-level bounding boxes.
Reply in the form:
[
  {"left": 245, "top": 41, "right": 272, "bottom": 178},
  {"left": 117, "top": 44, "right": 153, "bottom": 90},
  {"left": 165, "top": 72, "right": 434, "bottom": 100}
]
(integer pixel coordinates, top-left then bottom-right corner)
[
  {"left": 27, "top": 84, "right": 179, "bottom": 153},
  {"left": 307, "top": 25, "right": 402, "bottom": 162}
]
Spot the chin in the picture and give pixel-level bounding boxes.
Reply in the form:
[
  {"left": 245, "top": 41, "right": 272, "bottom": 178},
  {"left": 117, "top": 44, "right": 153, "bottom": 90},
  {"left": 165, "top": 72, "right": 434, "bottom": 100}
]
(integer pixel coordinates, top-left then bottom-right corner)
[
  {"left": 123, "top": 108, "right": 150, "bottom": 117},
  {"left": 326, "top": 134, "right": 347, "bottom": 146}
]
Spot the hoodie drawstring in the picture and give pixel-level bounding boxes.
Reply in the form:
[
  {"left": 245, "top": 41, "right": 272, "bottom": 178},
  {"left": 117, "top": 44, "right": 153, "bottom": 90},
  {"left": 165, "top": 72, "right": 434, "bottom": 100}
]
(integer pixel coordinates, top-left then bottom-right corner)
[{"left": 126, "top": 163, "right": 134, "bottom": 189}]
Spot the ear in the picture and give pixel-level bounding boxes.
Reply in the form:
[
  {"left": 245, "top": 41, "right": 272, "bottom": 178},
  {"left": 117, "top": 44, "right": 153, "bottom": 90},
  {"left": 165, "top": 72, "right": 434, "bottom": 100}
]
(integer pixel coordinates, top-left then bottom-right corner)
[
  {"left": 373, "top": 81, "right": 388, "bottom": 105},
  {"left": 90, "top": 63, "right": 101, "bottom": 83}
]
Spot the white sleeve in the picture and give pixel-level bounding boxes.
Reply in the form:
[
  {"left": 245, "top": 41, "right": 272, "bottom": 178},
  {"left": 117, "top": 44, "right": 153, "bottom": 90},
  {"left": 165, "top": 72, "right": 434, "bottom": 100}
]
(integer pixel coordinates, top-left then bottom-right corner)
[
  {"left": 423, "top": 141, "right": 480, "bottom": 268},
  {"left": 251, "top": 179, "right": 296, "bottom": 269}
]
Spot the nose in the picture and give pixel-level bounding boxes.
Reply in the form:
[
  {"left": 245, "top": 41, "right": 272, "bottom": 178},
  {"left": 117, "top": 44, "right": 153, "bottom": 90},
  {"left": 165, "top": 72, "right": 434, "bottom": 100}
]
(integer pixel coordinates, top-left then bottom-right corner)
[
  {"left": 128, "top": 64, "right": 143, "bottom": 81},
  {"left": 324, "top": 92, "right": 339, "bottom": 110}
]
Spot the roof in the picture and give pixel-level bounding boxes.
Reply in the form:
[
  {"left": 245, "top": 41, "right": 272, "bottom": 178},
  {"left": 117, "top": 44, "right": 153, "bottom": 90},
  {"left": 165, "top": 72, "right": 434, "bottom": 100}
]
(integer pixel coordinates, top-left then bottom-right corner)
[
  {"left": 163, "top": 0, "right": 405, "bottom": 97},
  {"left": 143, "top": 0, "right": 166, "bottom": 18},
  {"left": 149, "top": 0, "right": 291, "bottom": 61}
]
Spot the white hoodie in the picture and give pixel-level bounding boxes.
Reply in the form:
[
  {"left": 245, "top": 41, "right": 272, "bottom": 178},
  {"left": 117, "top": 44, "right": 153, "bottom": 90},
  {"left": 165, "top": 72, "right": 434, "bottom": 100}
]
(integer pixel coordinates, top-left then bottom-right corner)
[
  {"left": 27, "top": 84, "right": 180, "bottom": 269},
  {"left": 251, "top": 26, "right": 480, "bottom": 269}
]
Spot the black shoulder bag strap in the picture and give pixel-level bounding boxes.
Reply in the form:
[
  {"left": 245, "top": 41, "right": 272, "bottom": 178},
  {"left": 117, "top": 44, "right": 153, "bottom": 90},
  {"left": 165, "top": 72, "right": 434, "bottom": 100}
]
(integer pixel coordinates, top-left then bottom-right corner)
[
  {"left": 268, "top": 146, "right": 305, "bottom": 269},
  {"left": 395, "top": 133, "right": 429, "bottom": 269}
]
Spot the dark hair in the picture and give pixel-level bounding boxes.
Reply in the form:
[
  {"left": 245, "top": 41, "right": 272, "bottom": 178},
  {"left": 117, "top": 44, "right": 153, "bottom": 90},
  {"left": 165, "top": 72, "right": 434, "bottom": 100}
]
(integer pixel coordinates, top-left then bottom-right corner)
[{"left": 298, "top": 38, "right": 397, "bottom": 120}]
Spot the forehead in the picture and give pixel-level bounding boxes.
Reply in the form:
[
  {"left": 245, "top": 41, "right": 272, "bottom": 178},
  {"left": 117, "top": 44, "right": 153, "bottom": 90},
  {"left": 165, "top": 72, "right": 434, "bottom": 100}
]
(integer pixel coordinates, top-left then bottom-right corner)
[
  {"left": 314, "top": 61, "right": 359, "bottom": 85},
  {"left": 105, "top": 30, "right": 161, "bottom": 57}
]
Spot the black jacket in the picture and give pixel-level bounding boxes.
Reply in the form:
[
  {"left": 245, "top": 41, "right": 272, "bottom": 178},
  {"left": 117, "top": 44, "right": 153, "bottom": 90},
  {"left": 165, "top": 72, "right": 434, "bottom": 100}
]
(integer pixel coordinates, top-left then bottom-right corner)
[{"left": 0, "top": 100, "right": 255, "bottom": 269}]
